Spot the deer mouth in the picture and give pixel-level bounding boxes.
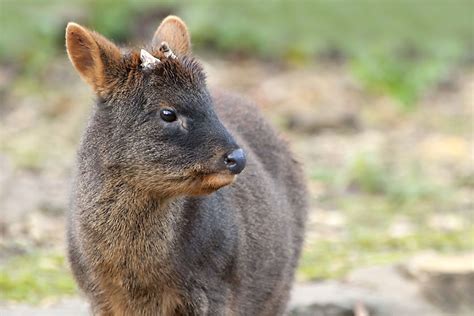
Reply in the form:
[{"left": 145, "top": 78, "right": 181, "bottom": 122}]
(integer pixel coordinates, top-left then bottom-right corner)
[
  {"left": 201, "top": 172, "right": 236, "bottom": 189},
  {"left": 187, "top": 171, "right": 236, "bottom": 195}
]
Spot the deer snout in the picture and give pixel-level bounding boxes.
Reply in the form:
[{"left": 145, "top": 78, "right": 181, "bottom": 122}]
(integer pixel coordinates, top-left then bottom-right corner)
[{"left": 224, "top": 148, "right": 246, "bottom": 174}]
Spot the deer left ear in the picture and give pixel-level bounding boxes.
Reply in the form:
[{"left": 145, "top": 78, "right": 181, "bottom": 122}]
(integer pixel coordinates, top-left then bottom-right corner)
[
  {"left": 65, "top": 22, "right": 123, "bottom": 96},
  {"left": 152, "top": 15, "right": 191, "bottom": 56}
]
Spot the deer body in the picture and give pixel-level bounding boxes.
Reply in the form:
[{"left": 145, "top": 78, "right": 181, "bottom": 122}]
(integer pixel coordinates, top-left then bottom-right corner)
[{"left": 66, "top": 16, "right": 307, "bottom": 316}]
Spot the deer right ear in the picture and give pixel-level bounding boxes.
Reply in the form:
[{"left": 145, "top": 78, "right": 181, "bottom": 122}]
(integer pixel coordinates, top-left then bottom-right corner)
[
  {"left": 65, "top": 22, "right": 123, "bottom": 96},
  {"left": 152, "top": 16, "right": 191, "bottom": 55}
]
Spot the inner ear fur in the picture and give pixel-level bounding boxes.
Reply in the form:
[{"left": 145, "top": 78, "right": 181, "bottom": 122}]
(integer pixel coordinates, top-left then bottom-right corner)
[
  {"left": 152, "top": 15, "right": 191, "bottom": 55},
  {"left": 65, "top": 22, "right": 123, "bottom": 96}
]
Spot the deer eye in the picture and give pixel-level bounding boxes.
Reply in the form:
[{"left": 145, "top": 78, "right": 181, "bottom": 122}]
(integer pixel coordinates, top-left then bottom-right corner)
[{"left": 160, "top": 109, "right": 177, "bottom": 122}]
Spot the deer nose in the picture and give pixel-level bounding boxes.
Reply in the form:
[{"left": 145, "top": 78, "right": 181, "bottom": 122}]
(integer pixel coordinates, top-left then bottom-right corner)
[{"left": 224, "top": 148, "right": 246, "bottom": 174}]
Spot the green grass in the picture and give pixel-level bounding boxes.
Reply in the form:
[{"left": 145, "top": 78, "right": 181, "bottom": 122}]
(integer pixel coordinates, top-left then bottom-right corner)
[
  {"left": 1, "top": 0, "right": 473, "bottom": 107},
  {"left": 0, "top": 252, "right": 77, "bottom": 303},
  {"left": 298, "top": 227, "right": 474, "bottom": 280},
  {"left": 351, "top": 51, "right": 450, "bottom": 110},
  {"left": 0, "top": 133, "right": 47, "bottom": 170},
  {"left": 187, "top": 0, "right": 473, "bottom": 108},
  {"left": 315, "top": 152, "right": 442, "bottom": 204},
  {"left": 299, "top": 151, "right": 473, "bottom": 281},
  {"left": 3, "top": 0, "right": 473, "bottom": 61}
]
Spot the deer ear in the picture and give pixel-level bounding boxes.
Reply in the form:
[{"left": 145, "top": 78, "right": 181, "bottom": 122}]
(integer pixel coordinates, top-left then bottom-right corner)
[
  {"left": 152, "top": 16, "right": 191, "bottom": 55},
  {"left": 65, "top": 22, "right": 123, "bottom": 95}
]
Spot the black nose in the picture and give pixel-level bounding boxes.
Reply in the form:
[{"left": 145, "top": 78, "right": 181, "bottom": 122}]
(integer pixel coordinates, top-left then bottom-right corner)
[{"left": 224, "top": 148, "right": 246, "bottom": 174}]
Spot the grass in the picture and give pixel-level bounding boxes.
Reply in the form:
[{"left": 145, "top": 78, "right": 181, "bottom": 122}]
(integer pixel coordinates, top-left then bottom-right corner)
[
  {"left": 184, "top": 0, "right": 473, "bottom": 108},
  {"left": 298, "top": 151, "right": 474, "bottom": 281},
  {"left": 0, "top": 132, "right": 47, "bottom": 170},
  {"left": 314, "top": 152, "right": 443, "bottom": 205},
  {"left": 351, "top": 51, "right": 450, "bottom": 110},
  {"left": 3, "top": 0, "right": 473, "bottom": 60},
  {"left": 0, "top": 252, "right": 77, "bottom": 303},
  {"left": 298, "top": 227, "right": 474, "bottom": 280},
  {"left": 1, "top": 0, "right": 473, "bottom": 107}
]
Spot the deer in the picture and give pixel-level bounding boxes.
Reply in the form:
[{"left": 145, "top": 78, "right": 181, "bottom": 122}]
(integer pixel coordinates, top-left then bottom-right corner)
[{"left": 65, "top": 15, "right": 307, "bottom": 316}]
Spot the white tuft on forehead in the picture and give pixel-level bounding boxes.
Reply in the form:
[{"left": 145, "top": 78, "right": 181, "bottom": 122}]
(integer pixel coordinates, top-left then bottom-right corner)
[
  {"left": 140, "top": 49, "right": 160, "bottom": 70},
  {"left": 159, "top": 41, "right": 177, "bottom": 59}
]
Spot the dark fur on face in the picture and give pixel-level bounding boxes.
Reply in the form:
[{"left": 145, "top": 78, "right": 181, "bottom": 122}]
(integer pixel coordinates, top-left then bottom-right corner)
[{"left": 86, "top": 52, "right": 238, "bottom": 197}]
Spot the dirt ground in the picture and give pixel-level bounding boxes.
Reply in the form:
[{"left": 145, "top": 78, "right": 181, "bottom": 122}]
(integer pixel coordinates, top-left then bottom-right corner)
[{"left": 0, "top": 56, "right": 473, "bottom": 315}]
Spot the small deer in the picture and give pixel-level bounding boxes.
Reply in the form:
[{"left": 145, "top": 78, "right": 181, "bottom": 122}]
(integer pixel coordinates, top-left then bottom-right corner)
[{"left": 66, "top": 15, "right": 307, "bottom": 316}]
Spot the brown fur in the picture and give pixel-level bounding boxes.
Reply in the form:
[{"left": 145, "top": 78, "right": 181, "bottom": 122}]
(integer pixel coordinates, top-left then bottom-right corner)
[
  {"left": 65, "top": 23, "right": 124, "bottom": 97},
  {"left": 152, "top": 16, "right": 191, "bottom": 55},
  {"left": 66, "top": 16, "right": 307, "bottom": 316}
]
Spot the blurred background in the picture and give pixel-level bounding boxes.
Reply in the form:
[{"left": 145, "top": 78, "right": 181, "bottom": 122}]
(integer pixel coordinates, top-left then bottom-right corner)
[{"left": 0, "top": 0, "right": 473, "bottom": 315}]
